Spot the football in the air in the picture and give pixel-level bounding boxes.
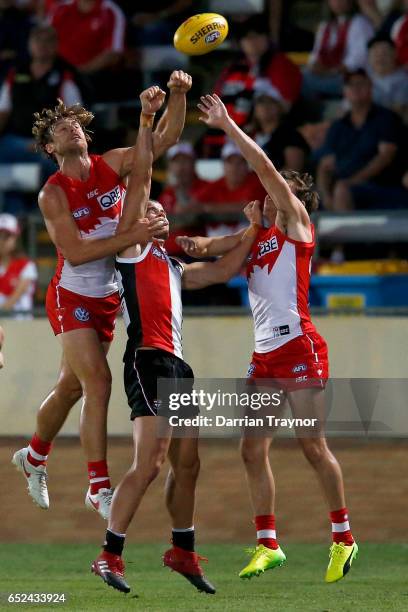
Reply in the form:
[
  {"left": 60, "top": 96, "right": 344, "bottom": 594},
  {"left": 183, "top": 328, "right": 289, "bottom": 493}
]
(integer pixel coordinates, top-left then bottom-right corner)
[{"left": 173, "top": 13, "right": 229, "bottom": 56}]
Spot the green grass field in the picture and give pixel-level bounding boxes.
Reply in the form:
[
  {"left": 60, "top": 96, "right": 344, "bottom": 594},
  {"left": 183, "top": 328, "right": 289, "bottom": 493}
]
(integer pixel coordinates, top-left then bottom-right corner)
[{"left": 0, "top": 543, "right": 407, "bottom": 611}]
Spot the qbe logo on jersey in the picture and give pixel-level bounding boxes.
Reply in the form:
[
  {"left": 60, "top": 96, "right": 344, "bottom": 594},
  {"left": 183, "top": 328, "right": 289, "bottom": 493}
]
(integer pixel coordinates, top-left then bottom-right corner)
[
  {"left": 258, "top": 236, "right": 278, "bottom": 258},
  {"left": 97, "top": 185, "right": 122, "bottom": 211}
]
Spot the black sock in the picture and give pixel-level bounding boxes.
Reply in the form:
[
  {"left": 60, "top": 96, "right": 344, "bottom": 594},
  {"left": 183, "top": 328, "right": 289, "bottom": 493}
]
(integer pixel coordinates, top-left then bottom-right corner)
[
  {"left": 172, "top": 528, "right": 195, "bottom": 552},
  {"left": 103, "top": 529, "right": 125, "bottom": 556}
]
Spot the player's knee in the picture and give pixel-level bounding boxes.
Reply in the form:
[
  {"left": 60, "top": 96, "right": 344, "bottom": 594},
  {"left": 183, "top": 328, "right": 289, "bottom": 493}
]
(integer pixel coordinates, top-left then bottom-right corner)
[
  {"left": 135, "top": 452, "right": 167, "bottom": 488},
  {"left": 173, "top": 455, "right": 200, "bottom": 484},
  {"left": 83, "top": 368, "right": 112, "bottom": 402},
  {"left": 300, "top": 439, "right": 327, "bottom": 467},
  {"left": 56, "top": 376, "right": 82, "bottom": 405},
  {"left": 241, "top": 439, "right": 267, "bottom": 467}
]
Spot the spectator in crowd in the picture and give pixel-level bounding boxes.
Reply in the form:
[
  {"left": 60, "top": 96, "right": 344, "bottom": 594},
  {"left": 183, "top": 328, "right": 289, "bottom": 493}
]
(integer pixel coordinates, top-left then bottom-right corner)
[
  {"left": 303, "top": 0, "right": 374, "bottom": 100},
  {"left": 196, "top": 142, "right": 266, "bottom": 236},
  {"left": 158, "top": 142, "right": 209, "bottom": 255},
  {"left": 317, "top": 68, "right": 408, "bottom": 209},
  {"left": 391, "top": 0, "right": 408, "bottom": 63},
  {"left": 206, "top": 14, "right": 302, "bottom": 156},
  {"left": 0, "top": 24, "right": 84, "bottom": 212},
  {"left": 50, "top": 0, "right": 126, "bottom": 100},
  {"left": 0, "top": 214, "right": 37, "bottom": 318},
  {"left": 246, "top": 81, "right": 309, "bottom": 172},
  {"left": 367, "top": 34, "right": 408, "bottom": 118},
  {"left": 0, "top": 0, "right": 33, "bottom": 82},
  {"left": 120, "top": 0, "right": 193, "bottom": 45},
  {"left": 358, "top": 0, "right": 403, "bottom": 36}
]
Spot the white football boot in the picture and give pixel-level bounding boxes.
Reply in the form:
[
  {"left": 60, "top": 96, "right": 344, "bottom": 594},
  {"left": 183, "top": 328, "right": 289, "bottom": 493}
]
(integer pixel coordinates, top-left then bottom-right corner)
[
  {"left": 85, "top": 487, "right": 114, "bottom": 520},
  {"left": 12, "top": 447, "right": 49, "bottom": 509}
]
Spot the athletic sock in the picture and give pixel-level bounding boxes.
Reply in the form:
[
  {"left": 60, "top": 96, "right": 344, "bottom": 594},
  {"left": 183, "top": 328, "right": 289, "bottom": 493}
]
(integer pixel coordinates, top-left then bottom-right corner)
[
  {"left": 255, "top": 514, "right": 278, "bottom": 550},
  {"left": 88, "top": 460, "right": 111, "bottom": 494},
  {"left": 172, "top": 527, "right": 195, "bottom": 552},
  {"left": 27, "top": 433, "right": 52, "bottom": 467},
  {"left": 330, "top": 507, "right": 354, "bottom": 545},
  {"left": 103, "top": 529, "right": 125, "bottom": 556}
]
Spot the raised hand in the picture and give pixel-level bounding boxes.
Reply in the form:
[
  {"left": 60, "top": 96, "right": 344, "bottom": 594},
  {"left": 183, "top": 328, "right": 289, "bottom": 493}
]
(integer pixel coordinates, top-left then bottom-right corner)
[
  {"left": 197, "top": 94, "right": 230, "bottom": 130},
  {"left": 140, "top": 85, "right": 166, "bottom": 115},
  {"left": 167, "top": 70, "right": 192, "bottom": 94},
  {"left": 243, "top": 200, "right": 262, "bottom": 226}
]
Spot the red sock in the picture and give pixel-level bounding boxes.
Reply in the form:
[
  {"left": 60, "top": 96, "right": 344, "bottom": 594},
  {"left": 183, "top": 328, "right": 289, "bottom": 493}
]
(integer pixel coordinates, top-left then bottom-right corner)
[
  {"left": 88, "top": 460, "right": 111, "bottom": 494},
  {"left": 255, "top": 515, "right": 278, "bottom": 549},
  {"left": 330, "top": 507, "right": 354, "bottom": 545},
  {"left": 27, "top": 433, "right": 52, "bottom": 467}
]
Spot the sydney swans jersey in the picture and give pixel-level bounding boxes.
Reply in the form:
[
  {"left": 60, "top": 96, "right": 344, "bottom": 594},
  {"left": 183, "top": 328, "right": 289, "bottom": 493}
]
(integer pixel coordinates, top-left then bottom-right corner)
[
  {"left": 247, "top": 225, "right": 316, "bottom": 353},
  {"left": 115, "top": 241, "right": 184, "bottom": 360},
  {"left": 47, "top": 154, "right": 125, "bottom": 298}
]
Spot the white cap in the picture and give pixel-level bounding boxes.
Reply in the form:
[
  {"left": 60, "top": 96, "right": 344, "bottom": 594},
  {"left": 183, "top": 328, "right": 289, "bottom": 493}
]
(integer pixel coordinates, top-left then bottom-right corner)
[
  {"left": 0, "top": 213, "right": 19, "bottom": 235},
  {"left": 254, "top": 79, "right": 284, "bottom": 104},
  {"left": 221, "top": 141, "right": 243, "bottom": 160},
  {"left": 166, "top": 142, "right": 195, "bottom": 160}
]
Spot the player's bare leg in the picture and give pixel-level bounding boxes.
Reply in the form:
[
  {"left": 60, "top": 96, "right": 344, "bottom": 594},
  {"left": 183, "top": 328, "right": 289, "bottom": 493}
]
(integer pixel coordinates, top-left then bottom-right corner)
[
  {"left": 239, "top": 433, "right": 286, "bottom": 578},
  {"left": 163, "top": 436, "right": 216, "bottom": 594},
  {"left": 12, "top": 355, "right": 82, "bottom": 510},
  {"left": 289, "top": 387, "right": 357, "bottom": 582},
  {"left": 60, "top": 328, "right": 114, "bottom": 519},
  {"left": 36, "top": 355, "right": 83, "bottom": 442},
  {"left": 165, "top": 435, "right": 200, "bottom": 527},
  {"left": 92, "top": 417, "right": 170, "bottom": 593},
  {"left": 240, "top": 436, "right": 275, "bottom": 515},
  {"left": 289, "top": 388, "right": 345, "bottom": 509},
  {"left": 109, "top": 416, "right": 171, "bottom": 533}
]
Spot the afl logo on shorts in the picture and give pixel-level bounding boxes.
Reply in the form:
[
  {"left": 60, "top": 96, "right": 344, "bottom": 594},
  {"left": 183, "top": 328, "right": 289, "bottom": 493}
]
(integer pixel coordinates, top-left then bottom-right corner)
[
  {"left": 74, "top": 307, "right": 90, "bottom": 322},
  {"left": 97, "top": 185, "right": 121, "bottom": 210}
]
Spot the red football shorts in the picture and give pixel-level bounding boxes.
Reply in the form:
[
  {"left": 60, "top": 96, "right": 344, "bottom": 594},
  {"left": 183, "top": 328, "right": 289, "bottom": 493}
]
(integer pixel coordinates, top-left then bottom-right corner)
[
  {"left": 247, "top": 332, "right": 329, "bottom": 390},
  {"left": 46, "top": 284, "right": 120, "bottom": 343}
]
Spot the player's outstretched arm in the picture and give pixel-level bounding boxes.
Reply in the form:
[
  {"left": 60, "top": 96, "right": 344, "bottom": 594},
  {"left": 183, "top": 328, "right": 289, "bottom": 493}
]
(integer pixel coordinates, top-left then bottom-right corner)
[
  {"left": 39, "top": 185, "right": 161, "bottom": 266},
  {"left": 198, "top": 94, "right": 307, "bottom": 222},
  {"left": 182, "top": 201, "right": 261, "bottom": 290},
  {"left": 118, "top": 86, "right": 165, "bottom": 232},
  {"left": 152, "top": 70, "right": 192, "bottom": 160},
  {"left": 104, "top": 71, "right": 192, "bottom": 177},
  {"left": 175, "top": 229, "right": 246, "bottom": 259}
]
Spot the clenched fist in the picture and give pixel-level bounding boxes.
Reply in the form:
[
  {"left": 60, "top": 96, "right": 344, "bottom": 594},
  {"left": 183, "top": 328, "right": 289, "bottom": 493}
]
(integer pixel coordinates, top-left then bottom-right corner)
[
  {"left": 167, "top": 70, "right": 192, "bottom": 94},
  {"left": 140, "top": 85, "right": 166, "bottom": 115}
]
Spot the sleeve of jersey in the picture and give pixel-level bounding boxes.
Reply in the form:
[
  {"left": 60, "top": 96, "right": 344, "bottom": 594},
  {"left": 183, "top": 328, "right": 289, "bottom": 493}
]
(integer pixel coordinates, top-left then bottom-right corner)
[
  {"left": 170, "top": 257, "right": 185, "bottom": 276},
  {"left": 20, "top": 261, "right": 38, "bottom": 282},
  {"left": 106, "top": 4, "right": 126, "bottom": 52}
]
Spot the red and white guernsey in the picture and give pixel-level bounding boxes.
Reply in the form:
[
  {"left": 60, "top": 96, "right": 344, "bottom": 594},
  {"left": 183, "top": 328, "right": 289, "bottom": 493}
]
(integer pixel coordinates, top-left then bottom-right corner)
[
  {"left": 47, "top": 154, "right": 125, "bottom": 298},
  {"left": 247, "top": 224, "right": 316, "bottom": 353},
  {"left": 115, "top": 241, "right": 184, "bottom": 360}
]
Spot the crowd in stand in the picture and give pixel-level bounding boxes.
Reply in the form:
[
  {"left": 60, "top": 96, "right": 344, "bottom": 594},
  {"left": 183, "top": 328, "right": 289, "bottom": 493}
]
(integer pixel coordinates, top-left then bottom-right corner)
[{"left": 0, "top": 0, "right": 407, "bottom": 312}]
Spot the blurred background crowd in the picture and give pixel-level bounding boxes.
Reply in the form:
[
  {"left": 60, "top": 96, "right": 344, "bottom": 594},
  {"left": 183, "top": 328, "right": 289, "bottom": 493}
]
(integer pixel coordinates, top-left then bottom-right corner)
[{"left": 0, "top": 0, "right": 407, "bottom": 314}]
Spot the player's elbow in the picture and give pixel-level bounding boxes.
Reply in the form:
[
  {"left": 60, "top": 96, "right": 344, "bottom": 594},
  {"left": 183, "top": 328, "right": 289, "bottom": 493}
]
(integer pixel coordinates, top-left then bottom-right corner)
[
  {"left": 216, "top": 263, "right": 234, "bottom": 284},
  {"left": 61, "top": 247, "right": 86, "bottom": 267}
]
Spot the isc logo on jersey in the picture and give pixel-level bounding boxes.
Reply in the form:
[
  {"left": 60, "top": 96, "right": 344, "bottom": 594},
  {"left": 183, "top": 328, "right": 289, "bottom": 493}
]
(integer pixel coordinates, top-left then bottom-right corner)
[
  {"left": 97, "top": 185, "right": 121, "bottom": 210},
  {"left": 258, "top": 236, "right": 278, "bottom": 258}
]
